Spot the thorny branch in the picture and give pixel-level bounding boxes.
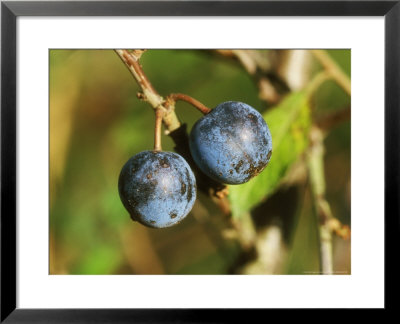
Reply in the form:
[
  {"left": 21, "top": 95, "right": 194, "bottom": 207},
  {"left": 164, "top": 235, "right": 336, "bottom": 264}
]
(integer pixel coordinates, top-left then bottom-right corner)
[{"left": 115, "top": 49, "right": 229, "bottom": 197}]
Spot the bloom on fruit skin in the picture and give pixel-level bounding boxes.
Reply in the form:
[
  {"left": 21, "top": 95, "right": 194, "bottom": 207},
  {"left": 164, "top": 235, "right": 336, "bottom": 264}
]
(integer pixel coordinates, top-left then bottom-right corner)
[
  {"left": 118, "top": 151, "right": 196, "bottom": 228},
  {"left": 189, "top": 101, "right": 272, "bottom": 185}
]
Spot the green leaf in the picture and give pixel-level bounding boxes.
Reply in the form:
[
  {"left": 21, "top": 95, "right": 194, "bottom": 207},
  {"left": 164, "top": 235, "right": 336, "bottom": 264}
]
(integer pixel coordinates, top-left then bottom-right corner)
[{"left": 229, "top": 92, "right": 311, "bottom": 218}]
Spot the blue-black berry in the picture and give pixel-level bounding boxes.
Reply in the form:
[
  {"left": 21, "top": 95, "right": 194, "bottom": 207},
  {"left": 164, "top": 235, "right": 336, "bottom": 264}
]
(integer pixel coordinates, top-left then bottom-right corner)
[
  {"left": 118, "top": 151, "right": 196, "bottom": 228},
  {"left": 189, "top": 101, "right": 272, "bottom": 184}
]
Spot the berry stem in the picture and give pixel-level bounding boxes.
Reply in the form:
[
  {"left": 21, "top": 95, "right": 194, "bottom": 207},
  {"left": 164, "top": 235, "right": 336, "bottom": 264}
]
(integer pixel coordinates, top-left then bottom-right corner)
[
  {"left": 167, "top": 93, "right": 211, "bottom": 115},
  {"left": 154, "top": 108, "right": 163, "bottom": 151}
]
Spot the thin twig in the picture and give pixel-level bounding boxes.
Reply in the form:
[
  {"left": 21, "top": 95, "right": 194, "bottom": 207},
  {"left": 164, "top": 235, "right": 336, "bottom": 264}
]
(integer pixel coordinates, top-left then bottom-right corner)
[
  {"left": 306, "top": 126, "right": 351, "bottom": 269},
  {"left": 116, "top": 50, "right": 159, "bottom": 103},
  {"left": 167, "top": 93, "right": 211, "bottom": 115},
  {"left": 115, "top": 49, "right": 180, "bottom": 132},
  {"left": 307, "top": 126, "right": 333, "bottom": 274},
  {"left": 130, "top": 49, "right": 146, "bottom": 61},
  {"left": 311, "top": 50, "right": 351, "bottom": 96}
]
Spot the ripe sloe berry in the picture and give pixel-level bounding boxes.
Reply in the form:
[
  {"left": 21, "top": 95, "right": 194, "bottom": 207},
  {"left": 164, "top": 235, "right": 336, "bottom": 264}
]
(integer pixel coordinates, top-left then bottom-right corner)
[
  {"left": 118, "top": 151, "right": 196, "bottom": 228},
  {"left": 189, "top": 101, "right": 272, "bottom": 185}
]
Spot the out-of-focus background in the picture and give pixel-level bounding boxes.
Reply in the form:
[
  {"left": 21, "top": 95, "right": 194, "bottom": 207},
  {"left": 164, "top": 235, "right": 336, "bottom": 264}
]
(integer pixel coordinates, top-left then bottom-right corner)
[{"left": 50, "top": 49, "right": 350, "bottom": 275}]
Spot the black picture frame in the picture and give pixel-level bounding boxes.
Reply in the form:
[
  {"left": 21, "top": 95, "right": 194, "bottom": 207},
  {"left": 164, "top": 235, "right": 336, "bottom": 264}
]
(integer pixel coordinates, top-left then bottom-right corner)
[{"left": 1, "top": 0, "right": 398, "bottom": 322}]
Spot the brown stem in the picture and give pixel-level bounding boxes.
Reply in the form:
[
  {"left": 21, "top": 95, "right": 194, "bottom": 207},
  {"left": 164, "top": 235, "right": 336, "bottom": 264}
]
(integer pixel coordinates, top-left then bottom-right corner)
[
  {"left": 167, "top": 93, "right": 211, "bottom": 115},
  {"left": 154, "top": 108, "right": 163, "bottom": 151},
  {"left": 130, "top": 49, "right": 147, "bottom": 61},
  {"left": 115, "top": 49, "right": 180, "bottom": 132},
  {"left": 116, "top": 50, "right": 158, "bottom": 97}
]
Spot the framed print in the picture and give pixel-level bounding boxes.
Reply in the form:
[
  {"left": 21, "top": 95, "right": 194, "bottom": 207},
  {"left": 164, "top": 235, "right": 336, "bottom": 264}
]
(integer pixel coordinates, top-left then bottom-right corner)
[{"left": 1, "top": 0, "right": 399, "bottom": 322}]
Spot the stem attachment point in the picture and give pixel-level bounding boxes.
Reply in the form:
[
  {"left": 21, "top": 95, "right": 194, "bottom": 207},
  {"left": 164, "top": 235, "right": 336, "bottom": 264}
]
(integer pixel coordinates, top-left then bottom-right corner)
[{"left": 167, "top": 93, "right": 211, "bottom": 115}]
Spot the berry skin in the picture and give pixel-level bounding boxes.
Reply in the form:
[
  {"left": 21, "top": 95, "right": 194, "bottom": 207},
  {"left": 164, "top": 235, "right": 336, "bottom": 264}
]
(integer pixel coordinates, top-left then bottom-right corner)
[
  {"left": 118, "top": 151, "right": 196, "bottom": 228},
  {"left": 189, "top": 101, "right": 272, "bottom": 185}
]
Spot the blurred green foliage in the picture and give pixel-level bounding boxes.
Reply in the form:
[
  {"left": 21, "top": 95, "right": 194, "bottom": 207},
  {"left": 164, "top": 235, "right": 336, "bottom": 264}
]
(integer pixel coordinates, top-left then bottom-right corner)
[{"left": 50, "top": 49, "right": 350, "bottom": 275}]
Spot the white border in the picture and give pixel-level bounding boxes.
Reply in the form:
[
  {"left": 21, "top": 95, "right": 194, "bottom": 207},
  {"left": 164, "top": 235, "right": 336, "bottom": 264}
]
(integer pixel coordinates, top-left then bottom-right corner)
[{"left": 17, "top": 17, "right": 384, "bottom": 308}]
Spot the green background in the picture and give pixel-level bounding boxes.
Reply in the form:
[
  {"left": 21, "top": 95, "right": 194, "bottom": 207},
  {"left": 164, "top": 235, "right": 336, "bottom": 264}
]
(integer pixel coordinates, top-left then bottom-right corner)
[{"left": 49, "top": 49, "right": 350, "bottom": 275}]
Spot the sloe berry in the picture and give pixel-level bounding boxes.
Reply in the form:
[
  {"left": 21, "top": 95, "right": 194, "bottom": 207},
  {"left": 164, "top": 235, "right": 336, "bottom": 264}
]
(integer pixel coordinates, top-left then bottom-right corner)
[
  {"left": 189, "top": 101, "right": 272, "bottom": 184},
  {"left": 118, "top": 151, "right": 196, "bottom": 228}
]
